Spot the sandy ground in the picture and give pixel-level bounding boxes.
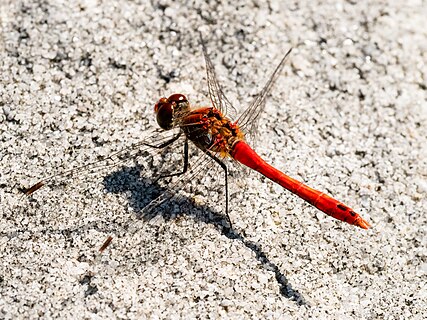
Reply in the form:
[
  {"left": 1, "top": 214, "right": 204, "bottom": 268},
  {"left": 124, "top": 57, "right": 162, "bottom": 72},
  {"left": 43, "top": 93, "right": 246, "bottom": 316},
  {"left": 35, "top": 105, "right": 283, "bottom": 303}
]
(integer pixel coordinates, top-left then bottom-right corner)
[{"left": 1, "top": 0, "right": 426, "bottom": 319}]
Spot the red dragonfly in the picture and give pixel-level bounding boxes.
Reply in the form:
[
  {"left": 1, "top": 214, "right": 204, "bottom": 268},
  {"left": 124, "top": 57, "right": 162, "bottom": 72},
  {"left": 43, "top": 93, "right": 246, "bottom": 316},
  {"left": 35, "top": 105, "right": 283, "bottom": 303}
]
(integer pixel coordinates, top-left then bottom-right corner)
[{"left": 24, "top": 37, "right": 370, "bottom": 249}]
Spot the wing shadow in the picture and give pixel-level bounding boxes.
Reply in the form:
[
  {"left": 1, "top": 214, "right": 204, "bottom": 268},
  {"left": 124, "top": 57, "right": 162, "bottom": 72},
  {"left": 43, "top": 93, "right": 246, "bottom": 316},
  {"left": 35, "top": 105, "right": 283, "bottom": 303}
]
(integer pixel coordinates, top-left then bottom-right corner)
[{"left": 103, "top": 164, "right": 309, "bottom": 306}]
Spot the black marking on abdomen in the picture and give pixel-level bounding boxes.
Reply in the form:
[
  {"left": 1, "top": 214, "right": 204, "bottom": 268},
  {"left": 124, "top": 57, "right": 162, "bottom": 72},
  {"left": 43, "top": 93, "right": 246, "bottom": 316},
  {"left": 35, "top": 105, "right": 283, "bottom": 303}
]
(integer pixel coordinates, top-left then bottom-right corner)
[{"left": 337, "top": 204, "right": 347, "bottom": 211}]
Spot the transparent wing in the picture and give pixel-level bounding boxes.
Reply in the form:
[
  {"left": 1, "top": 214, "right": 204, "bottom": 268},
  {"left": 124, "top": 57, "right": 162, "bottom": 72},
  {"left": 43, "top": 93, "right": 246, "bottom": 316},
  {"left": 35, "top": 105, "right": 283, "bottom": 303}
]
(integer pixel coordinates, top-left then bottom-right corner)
[
  {"left": 22, "top": 128, "right": 182, "bottom": 196},
  {"left": 140, "top": 151, "right": 219, "bottom": 220},
  {"left": 200, "top": 34, "right": 238, "bottom": 120},
  {"left": 237, "top": 48, "right": 293, "bottom": 138},
  {"left": 99, "top": 147, "right": 229, "bottom": 252}
]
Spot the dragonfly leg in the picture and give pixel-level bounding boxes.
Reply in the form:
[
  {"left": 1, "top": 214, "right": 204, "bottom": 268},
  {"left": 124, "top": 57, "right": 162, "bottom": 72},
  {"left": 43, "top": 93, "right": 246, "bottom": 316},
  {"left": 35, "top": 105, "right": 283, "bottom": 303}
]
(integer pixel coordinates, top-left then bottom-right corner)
[
  {"left": 143, "top": 132, "right": 182, "bottom": 149},
  {"left": 154, "top": 139, "right": 189, "bottom": 182},
  {"left": 204, "top": 152, "right": 232, "bottom": 229}
]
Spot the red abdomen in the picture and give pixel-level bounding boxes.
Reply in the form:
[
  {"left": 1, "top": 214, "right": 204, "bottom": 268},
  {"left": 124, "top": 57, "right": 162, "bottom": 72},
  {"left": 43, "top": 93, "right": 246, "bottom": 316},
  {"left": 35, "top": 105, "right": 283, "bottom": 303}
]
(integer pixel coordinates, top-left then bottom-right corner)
[{"left": 231, "top": 141, "right": 370, "bottom": 229}]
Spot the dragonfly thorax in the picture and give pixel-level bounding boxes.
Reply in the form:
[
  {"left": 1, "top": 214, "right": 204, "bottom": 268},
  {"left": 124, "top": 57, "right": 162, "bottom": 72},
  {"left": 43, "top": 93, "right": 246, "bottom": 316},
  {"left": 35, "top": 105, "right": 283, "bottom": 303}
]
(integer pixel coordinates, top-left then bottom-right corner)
[
  {"left": 154, "top": 94, "right": 190, "bottom": 130},
  {"left": 180, "top": 107, "right": 245, "bottom": 157}
]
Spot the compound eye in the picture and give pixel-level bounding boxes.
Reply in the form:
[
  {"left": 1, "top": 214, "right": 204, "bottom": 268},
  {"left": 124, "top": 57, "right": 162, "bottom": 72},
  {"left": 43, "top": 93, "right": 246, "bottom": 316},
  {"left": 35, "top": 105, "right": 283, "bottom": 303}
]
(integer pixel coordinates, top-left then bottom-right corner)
[
  {"left": 154, "top": 97, "right": 168, "bottom": 113},
  {"left": 156, "top": 102, "right": 174, "bottom": 130},
  {"left": 168, "top": 94, "right": 187, "bottom": 104}
]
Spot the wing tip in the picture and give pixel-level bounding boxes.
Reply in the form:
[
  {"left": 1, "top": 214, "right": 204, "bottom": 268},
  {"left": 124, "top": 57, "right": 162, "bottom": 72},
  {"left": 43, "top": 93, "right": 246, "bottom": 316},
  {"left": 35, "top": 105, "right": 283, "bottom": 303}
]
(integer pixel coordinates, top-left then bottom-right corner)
[{"left": 22, "top": 181, "right": 45, "bottom": 196}]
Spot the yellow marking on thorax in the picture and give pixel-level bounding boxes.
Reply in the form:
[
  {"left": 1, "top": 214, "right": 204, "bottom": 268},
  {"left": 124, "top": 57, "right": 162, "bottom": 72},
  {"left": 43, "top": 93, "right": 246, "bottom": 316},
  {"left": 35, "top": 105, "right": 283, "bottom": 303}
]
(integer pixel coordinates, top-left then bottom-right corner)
[{"left": 208, "top": 117, "right": 245, "bottom": 158}]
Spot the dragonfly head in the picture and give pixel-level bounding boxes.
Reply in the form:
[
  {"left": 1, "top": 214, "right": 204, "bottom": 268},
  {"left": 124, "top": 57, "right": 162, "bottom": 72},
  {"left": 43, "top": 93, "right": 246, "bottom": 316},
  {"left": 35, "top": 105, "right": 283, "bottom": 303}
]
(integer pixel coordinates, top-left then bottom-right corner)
[{"left": 154, "top": 94, "right": 189, "bottom": 130}]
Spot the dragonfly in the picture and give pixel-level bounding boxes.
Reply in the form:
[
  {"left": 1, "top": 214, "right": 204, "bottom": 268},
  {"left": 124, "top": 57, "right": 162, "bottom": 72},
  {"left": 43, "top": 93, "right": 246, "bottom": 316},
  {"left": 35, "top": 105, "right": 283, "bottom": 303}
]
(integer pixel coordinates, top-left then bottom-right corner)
[{"left": 24, "top": 37, "right": 370, "bottom": 251}]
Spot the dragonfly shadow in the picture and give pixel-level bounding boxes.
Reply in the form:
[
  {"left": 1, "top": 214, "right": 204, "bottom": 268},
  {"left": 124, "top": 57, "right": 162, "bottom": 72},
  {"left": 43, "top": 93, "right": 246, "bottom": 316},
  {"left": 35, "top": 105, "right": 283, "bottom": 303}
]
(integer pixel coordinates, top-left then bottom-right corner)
[
  {"left": 103, "top": 165, "right": 309, "bottom": 306},
  {"left": 103, "top": 164, "right": 165, "bottom": 215}
]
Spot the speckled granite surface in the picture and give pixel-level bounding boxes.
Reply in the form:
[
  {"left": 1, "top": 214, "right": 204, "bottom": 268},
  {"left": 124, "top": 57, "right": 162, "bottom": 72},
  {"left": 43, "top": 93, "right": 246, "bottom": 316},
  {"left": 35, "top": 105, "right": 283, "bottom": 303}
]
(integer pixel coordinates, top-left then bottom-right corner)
[{"left": 1, "top": 0, "right": 426, "bottom": 319}]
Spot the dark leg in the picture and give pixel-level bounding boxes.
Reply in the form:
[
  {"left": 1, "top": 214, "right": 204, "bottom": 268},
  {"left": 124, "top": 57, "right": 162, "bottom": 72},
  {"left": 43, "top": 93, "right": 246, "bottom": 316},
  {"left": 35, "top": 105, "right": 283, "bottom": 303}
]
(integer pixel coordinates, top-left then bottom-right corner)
[
  {"left": 143, "top": 132, "right": 182, "bottom": 149},
  {"left": 154, "top": 139, "right": 189, "bottom": 182},
  {"left": 205, "top": 152, "right": 232, "bottom": 229}
]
